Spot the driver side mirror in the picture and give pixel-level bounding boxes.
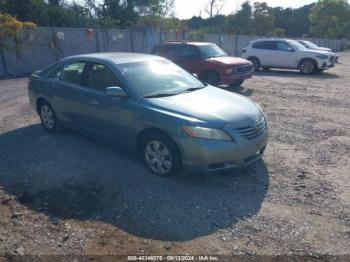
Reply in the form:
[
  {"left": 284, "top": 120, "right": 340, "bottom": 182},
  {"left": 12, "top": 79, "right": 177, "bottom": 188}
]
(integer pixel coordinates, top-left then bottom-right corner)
[
  {"left": 106, "top": 86, "right": 128, "bottom": 98},
  {"left": 287, "top": 47, "right": 294, "bottom": 52}
]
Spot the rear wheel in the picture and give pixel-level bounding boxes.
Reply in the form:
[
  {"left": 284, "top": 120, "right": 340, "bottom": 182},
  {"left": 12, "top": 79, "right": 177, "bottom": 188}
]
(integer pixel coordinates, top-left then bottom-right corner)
[
  {"left": 39, "top": 102, "right": 58, "bottom": 133},
  {"left": 299, "top": 59, "right": 317, "bottom": 75},
  {"left": 141, "top": 132, "right": 182, "bottom": 176},
  {"left": 202, "top": 71, "right": 220, "bottom": 86}
]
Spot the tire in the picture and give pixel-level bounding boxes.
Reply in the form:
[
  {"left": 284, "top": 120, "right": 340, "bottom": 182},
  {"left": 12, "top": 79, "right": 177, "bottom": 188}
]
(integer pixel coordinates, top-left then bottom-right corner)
[
  {"left": 248, "top": 57, "right": 260, "bottom": 71},
  {"left": 202, "top": 71, "right": 220, "bottom": 86},
  {"left": 38, "top": 101, "right": 58, "bottom": 133},
  {"left": 299, "top": 59, "right": 317, "bottom": 75},
  {"left": 141, "top": 132, "right": 182, "bottom": 176}
]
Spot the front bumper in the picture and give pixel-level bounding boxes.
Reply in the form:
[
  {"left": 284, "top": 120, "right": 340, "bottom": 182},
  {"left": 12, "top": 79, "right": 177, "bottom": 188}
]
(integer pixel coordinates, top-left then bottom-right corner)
[
  {"left": 317, "top": 53, "right": 339, "bottom": 69},
  {"left": 317, "top": 58, "right": 334, "bottom": 70},
  {"left": 220, "top": 64, "right": 255, "bottom": 85},
  {"left": 176, "top": 126, "right": 268, "bottom": 175},
  {"left": 221, "top": 72, "right": 253, "bottom": 85}
]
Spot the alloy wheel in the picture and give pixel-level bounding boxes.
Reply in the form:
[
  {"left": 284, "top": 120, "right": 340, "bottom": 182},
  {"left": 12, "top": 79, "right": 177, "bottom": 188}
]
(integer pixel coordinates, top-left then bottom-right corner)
[{"left": 300, "top": 60, "right": 315, "bottom": 74}]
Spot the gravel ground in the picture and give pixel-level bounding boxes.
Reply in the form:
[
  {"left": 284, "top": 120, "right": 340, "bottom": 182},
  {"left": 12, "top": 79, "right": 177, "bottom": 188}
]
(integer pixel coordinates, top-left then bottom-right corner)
[{"left": 0, "top": 52, "right": 350, "bottom": 259}]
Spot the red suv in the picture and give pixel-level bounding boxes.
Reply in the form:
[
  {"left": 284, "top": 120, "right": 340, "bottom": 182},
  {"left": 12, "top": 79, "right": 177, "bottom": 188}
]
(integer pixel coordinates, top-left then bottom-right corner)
[{"left": 151, "top": 41, "right": 254, "bottom": 86}]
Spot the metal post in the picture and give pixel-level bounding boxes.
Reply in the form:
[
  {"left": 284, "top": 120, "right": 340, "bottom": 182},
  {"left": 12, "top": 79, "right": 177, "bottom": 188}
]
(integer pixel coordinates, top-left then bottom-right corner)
[
  {"left": 106, "top": 30, "right": 110, "bottom": 52},
  {"left": 95, "top": 28, "right": 100, "bottom": 52},
  {"left": 130, "top": 29, "right": 135, "bottom": 52},
  {"left": 0, "top": 50, "right": 8, "bottom": 78},
  {"left": 235, "top": 34, "right": 238, "bottom": 57},
  {"left": 52, "top": 28, "right": 59, "bottom": 61}
]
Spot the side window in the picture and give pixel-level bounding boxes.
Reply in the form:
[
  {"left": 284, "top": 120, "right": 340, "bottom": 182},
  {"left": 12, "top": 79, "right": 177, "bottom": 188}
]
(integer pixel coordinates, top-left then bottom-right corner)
[
  {"left": 181, "top": 46, "right": 199, "bottom": 59},
  {"left": 166, "top": 45, "right": 180, "bottom": 57},
  {"left": 47, "top": 64, "right": 62, "bottom": 79},
  {"left": 252, "top": 41, "right": 276, "bottom": 50},
  {"left": 88, "top": 63, "right": 121, "bottom": 91},
  {"left": 277, "top": 42, "right": 292, "bottom": 51},
  {"left": 61, "top": 62, "right": 86, "bottom": 85}
]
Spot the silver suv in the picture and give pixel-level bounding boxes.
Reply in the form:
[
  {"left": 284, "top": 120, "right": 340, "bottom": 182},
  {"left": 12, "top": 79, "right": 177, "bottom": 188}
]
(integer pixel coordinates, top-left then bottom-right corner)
[{"left": 242, "top": 38, "right": 335, "bottom": 74}]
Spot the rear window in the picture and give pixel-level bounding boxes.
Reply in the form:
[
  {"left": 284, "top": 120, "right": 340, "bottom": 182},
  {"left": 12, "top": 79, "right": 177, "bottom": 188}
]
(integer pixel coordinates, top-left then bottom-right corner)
[
  {"left": 47, "top": 64, "right": 62, "bottom": 79},
  {"left": 252, "top": 41, "right": 276, "bottom": 50}
]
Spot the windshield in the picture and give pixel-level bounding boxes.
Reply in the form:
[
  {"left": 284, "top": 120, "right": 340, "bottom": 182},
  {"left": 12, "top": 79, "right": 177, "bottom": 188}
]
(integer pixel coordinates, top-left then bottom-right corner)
[
  {"left": 286, "top": 40, "right": 307, "bottom": 51},
  {"left": 198, "top": 44, "right": 227, "bottom": 59},
  {"left": 303, "top": 40, "right": 319, "bottom": 48},
  {"left": 119, "top": 59, "right": 205, "bottom": 98}
]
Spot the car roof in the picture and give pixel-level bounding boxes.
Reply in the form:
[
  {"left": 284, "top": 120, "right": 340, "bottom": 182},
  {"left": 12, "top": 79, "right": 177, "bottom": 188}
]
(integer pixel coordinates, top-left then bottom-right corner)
[
  {"left": 63, "top": 52, "right": 163, "bottom": 64},
  {"left": 160, "top": 41, "right": 213, "bottom": 46},
  {"left": 252, "top": 38, "right": 290, "bottom": 42}
]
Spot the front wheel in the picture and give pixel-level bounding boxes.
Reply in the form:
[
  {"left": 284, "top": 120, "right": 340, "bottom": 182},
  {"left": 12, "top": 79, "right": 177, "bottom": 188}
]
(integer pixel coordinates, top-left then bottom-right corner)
[
  {"left": 141, "top": 133, "right": 182, "bottom": 176},
  {"left": 202, "top": 71, "right": 220, "bottom": 86},
  {"left": 39, "top": 102, "right": 58, "bottom": 133},
  {"left": 299, "top": 59, "right": 317, "bottom": 75},
  {"left": 248, "top": 57, "right": 260, "bottom": 71},
  {"left": 231, "top": 81, "right": 244, "bottom": 87}
]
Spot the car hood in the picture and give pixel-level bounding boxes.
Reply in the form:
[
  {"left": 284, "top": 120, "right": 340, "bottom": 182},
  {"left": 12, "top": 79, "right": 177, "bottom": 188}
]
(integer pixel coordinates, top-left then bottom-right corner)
[
  {"left": 147, "top": 86, "right": 261, "bottom": 127},
  {"left": 208, "top": 56, "right": 251, "bottom": 66},
  {"left": 301, "top": 49, "right": 332, "bottom": 56},
  {"left": 311, "top": 47, "right": 332, "bottom": 52}
]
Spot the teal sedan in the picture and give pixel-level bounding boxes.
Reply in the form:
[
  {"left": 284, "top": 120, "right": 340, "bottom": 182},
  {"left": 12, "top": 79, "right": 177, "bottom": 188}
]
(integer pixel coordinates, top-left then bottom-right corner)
[{"left": 28, "top": 53, "right": 268, "bottom": 176}]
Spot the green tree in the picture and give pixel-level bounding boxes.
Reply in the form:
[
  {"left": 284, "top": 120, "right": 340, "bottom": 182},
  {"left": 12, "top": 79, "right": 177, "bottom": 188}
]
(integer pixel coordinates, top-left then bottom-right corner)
[
  {"left": 273, "top": 4, "right": 313, "bottom": 37},
  {"left": 252, "top": 2, "right": 275, "bottom": 35},
  {"left": 309, "top": 0, "right": 350, "bottom": 38},
  {"left": 0, "top": 12, "right": 36, "bottom": 61},
  {"left": 97, "top": 0, "right": 174, "bottom": 27},
  {"left": 225, "top": 1, "right": 253, "bottom": 34}
]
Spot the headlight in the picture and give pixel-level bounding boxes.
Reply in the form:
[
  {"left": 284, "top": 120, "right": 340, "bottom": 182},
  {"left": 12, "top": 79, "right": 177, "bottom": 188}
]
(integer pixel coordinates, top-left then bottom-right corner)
[
  {"left": 181, "top": 126, "right": 232, "bottom": 141},
  {"left": 225, "top": 68, "right": 234, "bottom": 74},
  {"left": 315, "top": 54, "right": 328, "bottom": 59}
]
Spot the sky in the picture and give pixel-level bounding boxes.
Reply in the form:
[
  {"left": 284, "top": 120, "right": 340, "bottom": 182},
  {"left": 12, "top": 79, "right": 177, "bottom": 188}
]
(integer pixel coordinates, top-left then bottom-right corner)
[{"left": 174, "top": 0, "right": 317, "bottom": 19}]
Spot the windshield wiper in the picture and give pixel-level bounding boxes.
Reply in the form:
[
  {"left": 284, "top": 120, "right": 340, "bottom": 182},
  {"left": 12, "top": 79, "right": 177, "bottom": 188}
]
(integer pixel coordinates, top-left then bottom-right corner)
[
  {"left": 176, "top": 86, "right": 205, "bottom": 95},
  {"left": 145, "top": 87, "right": 205, "bottom": 98},
  {"left": 144, "top": 93, "right": 178, "bottom": 98}
]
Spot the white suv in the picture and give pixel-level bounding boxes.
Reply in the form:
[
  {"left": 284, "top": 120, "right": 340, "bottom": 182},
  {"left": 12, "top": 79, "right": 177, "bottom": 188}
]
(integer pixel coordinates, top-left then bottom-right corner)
[{"left": 242, "top": 39, "right": 335, "bottom": 74}]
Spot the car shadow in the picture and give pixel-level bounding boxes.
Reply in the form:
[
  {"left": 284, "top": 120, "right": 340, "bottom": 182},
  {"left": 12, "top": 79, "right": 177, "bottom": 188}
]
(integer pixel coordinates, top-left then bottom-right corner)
[
  {"left": 0, "top": 124, "right": 269, "bottom": 241},
  {"left": 255, "top": 69, "right": 340, "bottom": 79},
  {"left": 219, "top": 85, "right": 254, "bottom": 97}
]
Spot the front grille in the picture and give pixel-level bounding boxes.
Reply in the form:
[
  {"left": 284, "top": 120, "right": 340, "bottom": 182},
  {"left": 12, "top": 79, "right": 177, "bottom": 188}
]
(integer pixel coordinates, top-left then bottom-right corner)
[
  {"left": 235, "top": 64, "right": 253, "bottom": 73},
  {"left": 233, "top": 117, "right": 267, "bottom": 140}
]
